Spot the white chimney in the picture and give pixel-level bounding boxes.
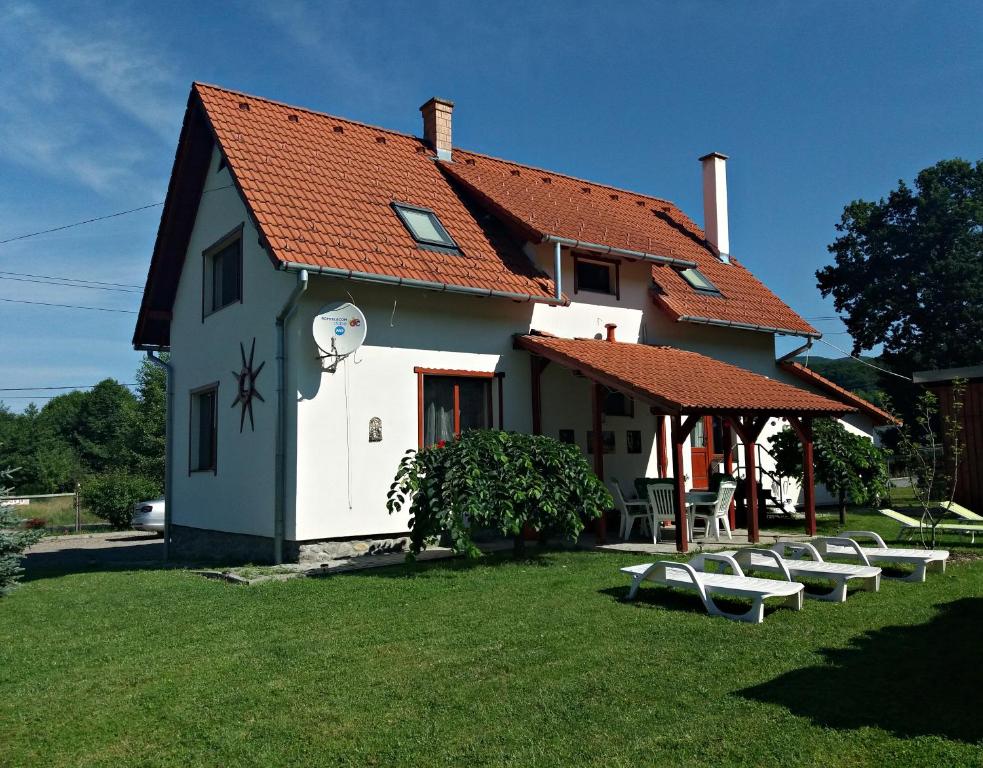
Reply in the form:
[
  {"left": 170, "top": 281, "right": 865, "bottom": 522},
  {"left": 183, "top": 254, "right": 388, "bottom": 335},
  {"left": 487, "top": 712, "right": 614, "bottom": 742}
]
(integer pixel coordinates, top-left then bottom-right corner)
[
  {"left": 420, "top": 97, "right": 454, "bottom": 161},
  {"left": 699, "top": 151, "right": 730, "bottom": 263}
]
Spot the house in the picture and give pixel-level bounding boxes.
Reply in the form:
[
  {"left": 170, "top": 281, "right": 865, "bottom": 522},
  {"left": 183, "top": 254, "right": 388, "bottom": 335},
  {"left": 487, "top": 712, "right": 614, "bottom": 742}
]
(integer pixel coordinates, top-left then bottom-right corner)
[
  {"left": 134, "top": 83, "right": 885, "bottom": 562},
  {"left": 913, "top": 365, "right": 983, "bottom": 512}
]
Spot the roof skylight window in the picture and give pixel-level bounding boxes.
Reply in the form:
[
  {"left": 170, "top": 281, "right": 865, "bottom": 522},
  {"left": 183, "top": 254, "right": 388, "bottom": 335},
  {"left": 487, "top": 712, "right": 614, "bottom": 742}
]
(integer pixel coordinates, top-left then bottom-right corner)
[
  {"left": 678, "top": 267, "right": 720, "bottom": 294},
  {"left": 392, "top": 203, "right": 458, "bottom": 251}
]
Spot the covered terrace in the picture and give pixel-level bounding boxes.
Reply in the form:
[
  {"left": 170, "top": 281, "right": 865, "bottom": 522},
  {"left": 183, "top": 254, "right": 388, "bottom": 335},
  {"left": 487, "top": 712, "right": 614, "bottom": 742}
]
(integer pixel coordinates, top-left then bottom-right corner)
[{"left": 516, "top": 330, "right": 854, "bottom": 552}]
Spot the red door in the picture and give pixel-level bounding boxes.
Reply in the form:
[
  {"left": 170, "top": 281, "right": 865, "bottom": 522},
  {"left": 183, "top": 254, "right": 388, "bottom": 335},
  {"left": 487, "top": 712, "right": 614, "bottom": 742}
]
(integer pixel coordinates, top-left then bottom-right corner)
[{"left": 689, "top": 416, "right": 714, "bottom": 489}]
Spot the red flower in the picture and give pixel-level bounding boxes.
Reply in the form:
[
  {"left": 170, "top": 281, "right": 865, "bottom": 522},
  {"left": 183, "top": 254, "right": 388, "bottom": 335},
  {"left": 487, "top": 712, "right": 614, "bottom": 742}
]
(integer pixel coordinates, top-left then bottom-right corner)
[{"left": 436, "top": 440, "right": 447, "bottom": 448}]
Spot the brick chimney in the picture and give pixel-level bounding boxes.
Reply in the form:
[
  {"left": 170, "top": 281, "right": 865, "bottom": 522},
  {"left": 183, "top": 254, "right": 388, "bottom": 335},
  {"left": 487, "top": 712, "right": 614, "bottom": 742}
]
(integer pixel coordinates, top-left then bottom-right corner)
[
  {"left": 699, "top": 151, "right": 730, "bottom": 263},
  {"left": 420, "top": 97, "right": 454, "bottom": 161},
  {"left": 605, "top": 323, "right": 617, "bottom": 342}
]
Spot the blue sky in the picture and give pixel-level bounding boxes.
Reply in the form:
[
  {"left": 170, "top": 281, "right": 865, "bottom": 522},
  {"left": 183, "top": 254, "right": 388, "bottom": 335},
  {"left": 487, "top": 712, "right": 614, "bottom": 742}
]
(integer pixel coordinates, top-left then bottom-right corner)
[{"left": 1, "top": 0, "right": 980, "bottom": 410}]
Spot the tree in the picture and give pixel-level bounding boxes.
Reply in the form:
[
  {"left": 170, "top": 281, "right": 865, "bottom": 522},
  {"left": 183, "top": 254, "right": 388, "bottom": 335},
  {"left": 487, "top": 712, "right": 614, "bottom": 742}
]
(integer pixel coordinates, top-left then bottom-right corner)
[
  {"left": 817, "top": 158, "right": 983, "bottom": 375},
  {"left": 388, "top": 430, "right": 611, "bottom": 558},
  {"left": 0, "top": 467, "right": 43, "bottom": 594},
  {"left": 128, "top": 356, "right": 167, "bottom": 487},
  {"left": 81, "top": 471, "right": 160, "bottom": 530},
  {"left": 771, "top": 418, "right": 889, "bottom": 525},
  {"left": 891, "top": 382, "right": 965, "bottom": 549}
]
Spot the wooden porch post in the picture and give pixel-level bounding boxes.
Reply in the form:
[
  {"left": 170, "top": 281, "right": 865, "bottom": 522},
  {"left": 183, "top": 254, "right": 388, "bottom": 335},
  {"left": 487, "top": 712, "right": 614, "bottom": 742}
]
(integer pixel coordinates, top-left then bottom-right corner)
[
  {"left": 657, "top": 414, "right": 668, "bottom": 478},
  {"left": 591, "top": 380, "right": 606, "bottom": 543},
  {"left": 722, "top": 421, "right": 736, "bottom": 528},
  {"left": 730, "top": 415, "right": 764, "bottom": 544},
  {"left": 670, "top": 414, "right": 688, "bottom": 553},
  {"left": 530, "top": 356, "right": 546, "bottom": 435},
  {"left": 789, "top": 415, "right": 817, "bottom": 536}
]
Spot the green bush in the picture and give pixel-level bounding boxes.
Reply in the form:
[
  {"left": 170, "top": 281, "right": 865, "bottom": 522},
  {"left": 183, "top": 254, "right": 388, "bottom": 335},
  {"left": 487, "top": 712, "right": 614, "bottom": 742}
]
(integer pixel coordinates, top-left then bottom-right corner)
[
  {"left": 387, "top": 430, "right": 611, "bottom": 558},
  {"left": 1, "top": 468, "right": 43, "bottom": 594},
  {"left": 81, "top": 472, "right": 160, "bottom": 530}
]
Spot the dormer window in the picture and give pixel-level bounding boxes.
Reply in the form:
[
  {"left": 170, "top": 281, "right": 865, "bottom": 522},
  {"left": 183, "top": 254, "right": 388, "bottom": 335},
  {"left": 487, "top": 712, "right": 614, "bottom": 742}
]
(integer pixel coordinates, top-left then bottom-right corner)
[
  {"left": 574, "top": 254, "right": 620, "bottom": 298},
  {"left": 678, "top": 267, "right": 720, "bottom": 295},
  {"left": 392, "top": 203, "right": 459, "bottom": 252}
]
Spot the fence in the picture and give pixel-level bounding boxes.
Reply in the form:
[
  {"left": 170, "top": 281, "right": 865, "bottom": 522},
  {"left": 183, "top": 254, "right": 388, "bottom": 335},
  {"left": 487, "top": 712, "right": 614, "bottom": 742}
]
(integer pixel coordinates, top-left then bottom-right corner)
[{"left": 3, "top": 485, "right": 86, "bottom": 532}]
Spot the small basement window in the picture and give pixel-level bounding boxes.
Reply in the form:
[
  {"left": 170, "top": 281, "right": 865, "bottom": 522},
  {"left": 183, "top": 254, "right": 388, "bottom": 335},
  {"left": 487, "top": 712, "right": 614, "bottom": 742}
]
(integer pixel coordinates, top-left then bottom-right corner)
[
  {"left": 678, "top": 267, "right": 720, "bottom": 295},
  {"left": 392, "top": 203, "right": 458, "bottom": 251},
  {"left": 203, "top": 225, "right": 243, "bottom": 316},
  {"left": 190, "top": 384, "right": 218, "bottom": 473},
  {"left": 574, "top": 255, "right": 619, "bottom": 298}
]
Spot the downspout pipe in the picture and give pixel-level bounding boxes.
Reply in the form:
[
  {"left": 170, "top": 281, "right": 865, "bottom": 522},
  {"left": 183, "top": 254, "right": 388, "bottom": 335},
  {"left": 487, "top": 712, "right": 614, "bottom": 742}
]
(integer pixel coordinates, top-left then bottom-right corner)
[
  {"left": 144, "top": 349, "right": 173, "bottom": 561},
  {"left": 553, "top": 240, "right": 562, "bottom": 302},
  {"left": 274, "top": 269, "right": 309, "bottom": 565},
  {"left": 777, "top": 336, "right": 814, "bottom": 365},
  {"left": 278, "top": 261, "right": 567, "bottom": 306},
  {"left": 540, "top": 234, "right": 698, "bottom": 269}
]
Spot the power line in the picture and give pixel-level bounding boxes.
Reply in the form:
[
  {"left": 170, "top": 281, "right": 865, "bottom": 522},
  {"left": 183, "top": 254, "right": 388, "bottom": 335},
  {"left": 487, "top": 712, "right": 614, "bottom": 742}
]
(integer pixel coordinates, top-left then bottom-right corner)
[
  {"left": 0, "top": 270, "right": 142, "bottom": 289},
  {"left": 0, "top": 297, "right": 137, "bottom": 314},
  {"left": 814, "top": 337, "right": 911, "bottom": 381},
  {"left": 0, "top": 184, "right": 235, "bottom": 246},
  {"left": 0, "top": 202, "right": 163, "bottom": 245},
  {"left": 0, "top": 275, "right": 141, "bottom": 293}
]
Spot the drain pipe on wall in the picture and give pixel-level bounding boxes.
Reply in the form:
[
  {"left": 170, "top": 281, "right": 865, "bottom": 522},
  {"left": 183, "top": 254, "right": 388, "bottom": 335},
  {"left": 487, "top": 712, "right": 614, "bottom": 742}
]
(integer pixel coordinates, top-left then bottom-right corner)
[
  {"left": 777, "top": 337, "right": 814, "bottom": 365},
  {"left": 553, "top": 240, "right": 562, "bottom": 301},
  {"left": 274, "top": 269, "right": 309, "bottom": 564},
  {"left": 144, "top": 349, "right": 173, "bottom": 561}
]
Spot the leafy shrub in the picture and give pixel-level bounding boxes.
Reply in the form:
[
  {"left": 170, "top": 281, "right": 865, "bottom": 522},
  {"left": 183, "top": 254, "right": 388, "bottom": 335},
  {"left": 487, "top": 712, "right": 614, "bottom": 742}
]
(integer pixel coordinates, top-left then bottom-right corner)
[
  {"left": 23, "top": 517, "right": 46, "bottom": 530},
  {"left": 1, "top": 468, "right": 43, "bottom": 595},
  {"left": 388, "top": 430, "right": 611, "bottom": 558},
  {"left": 81, "top": 472, "right": 160, "bottom": 530}
]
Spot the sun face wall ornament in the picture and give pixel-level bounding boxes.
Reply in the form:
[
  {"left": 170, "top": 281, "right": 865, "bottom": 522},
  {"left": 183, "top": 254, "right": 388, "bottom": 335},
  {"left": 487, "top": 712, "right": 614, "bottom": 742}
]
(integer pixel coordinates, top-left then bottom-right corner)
[{"left": 231, "top": 338, "right": 265, "bottom": 432}]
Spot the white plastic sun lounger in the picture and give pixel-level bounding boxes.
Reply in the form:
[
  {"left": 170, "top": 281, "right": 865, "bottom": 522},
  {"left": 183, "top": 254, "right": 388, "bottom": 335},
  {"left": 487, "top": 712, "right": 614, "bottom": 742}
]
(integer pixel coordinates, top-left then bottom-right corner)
[
  {"left": 810, "top": 531, "right": 949, "bottom": 583},
  {"left": 717, "top": 542, "right": 881, "bottom": 602},
  {"left": 620, "top": 553, "right": 804, "bottom": 623},
  {"left": 942, "top": 501, "right": 983, "bottom": 524},
  {"left": 879, "top": 508, "right": 983, "bottom": 543}
]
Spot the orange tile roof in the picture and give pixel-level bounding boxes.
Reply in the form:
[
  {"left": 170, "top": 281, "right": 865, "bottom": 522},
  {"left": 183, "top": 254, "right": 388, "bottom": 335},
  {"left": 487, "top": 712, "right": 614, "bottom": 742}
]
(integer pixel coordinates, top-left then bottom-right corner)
[
  {"left": 135, "top": 83, "right": 819, "bottom": 347},
  {"left": 781, "top": 361, "right": 900, "bottom": 425},
  {"left": 517, "top": 333, "right": 851, "bottom": 415},
  {"left": 194, "top": 83, "right": 556, "bottom": 300},
  {"left": 441, "top": 152, "right": 819, "bottom": 336}
]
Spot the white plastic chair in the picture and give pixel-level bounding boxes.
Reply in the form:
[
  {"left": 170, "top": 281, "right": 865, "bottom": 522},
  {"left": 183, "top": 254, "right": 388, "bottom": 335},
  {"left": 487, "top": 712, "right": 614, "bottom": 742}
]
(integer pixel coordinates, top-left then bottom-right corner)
[
  {"left": 607, "top": 480, "right": 651, "bottom": 540},
  {"left": 690, "top": 481, "right": 737, "bottom": 542},
  {"left": 646, "top": 483, "right": 679, "bottom": 544}
]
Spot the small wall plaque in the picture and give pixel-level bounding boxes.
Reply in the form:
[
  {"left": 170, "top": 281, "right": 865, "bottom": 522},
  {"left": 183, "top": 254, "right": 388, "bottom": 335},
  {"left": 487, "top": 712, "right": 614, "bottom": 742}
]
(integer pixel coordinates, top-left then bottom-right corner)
[{"left": 369, "top": 417, "right": 383, "bottom": 442}]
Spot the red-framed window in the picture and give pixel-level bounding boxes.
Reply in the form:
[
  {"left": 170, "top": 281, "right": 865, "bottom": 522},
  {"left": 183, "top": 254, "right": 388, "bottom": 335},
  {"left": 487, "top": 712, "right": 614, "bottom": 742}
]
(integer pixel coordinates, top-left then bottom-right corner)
[{"left": 415, "top": 368, "right": 504, "bottom": 448}]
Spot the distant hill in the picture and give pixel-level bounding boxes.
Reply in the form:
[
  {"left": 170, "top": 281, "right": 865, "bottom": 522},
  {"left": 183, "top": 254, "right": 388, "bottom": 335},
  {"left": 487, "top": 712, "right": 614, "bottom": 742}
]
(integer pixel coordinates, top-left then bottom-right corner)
[{"left": 792, "top": 354, "right": 887, "bottom": 405}]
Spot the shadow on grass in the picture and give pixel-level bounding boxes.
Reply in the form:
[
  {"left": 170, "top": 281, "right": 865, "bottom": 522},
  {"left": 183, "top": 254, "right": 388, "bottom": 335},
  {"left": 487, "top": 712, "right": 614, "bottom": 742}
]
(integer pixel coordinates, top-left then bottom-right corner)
[
  {"left": 337, "top": 546, "right": 574, "bottom": 580},
  {"left": 737, "top": 597, "right": 983, "bottom": 743},
  {"left": 599, "top": 583, "right": 791, "bottom": 619}
]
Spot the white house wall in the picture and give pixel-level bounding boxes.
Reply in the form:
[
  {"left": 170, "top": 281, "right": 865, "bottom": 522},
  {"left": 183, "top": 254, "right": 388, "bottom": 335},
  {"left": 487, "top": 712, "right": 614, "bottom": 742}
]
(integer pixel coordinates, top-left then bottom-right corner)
[{"left": 169, "top": 146, "right": 293, "bottom": 539}]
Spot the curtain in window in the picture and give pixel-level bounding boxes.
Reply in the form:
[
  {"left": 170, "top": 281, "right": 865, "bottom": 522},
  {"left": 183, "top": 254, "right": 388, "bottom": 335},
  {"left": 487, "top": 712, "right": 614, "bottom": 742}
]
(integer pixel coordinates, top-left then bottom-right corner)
[{"left": 424, "top": 378, "right": 455, "bottom": 446}]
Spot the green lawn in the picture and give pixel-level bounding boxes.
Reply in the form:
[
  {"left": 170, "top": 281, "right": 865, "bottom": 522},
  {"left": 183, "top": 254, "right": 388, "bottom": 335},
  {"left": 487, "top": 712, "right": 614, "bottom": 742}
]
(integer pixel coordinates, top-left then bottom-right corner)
[
  {"left": 2, "top": 526, "right": 982, "bottom": 767},
  {"left": 12, "top": 496, "right": 103, "bottom": 528}
]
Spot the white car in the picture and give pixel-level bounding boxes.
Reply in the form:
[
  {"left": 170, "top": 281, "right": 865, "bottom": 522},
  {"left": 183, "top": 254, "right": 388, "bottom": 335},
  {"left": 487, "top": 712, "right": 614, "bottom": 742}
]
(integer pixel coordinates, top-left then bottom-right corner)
[{"left": 132, "top": 498, "right": 165, "bottom": 533}]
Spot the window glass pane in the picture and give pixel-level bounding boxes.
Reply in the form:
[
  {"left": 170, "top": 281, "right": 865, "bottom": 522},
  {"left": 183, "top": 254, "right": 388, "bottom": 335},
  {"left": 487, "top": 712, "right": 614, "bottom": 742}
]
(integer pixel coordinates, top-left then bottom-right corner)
[
  {"left": 458, "top": 379, "right": 489, "bottom": 433},
  {"left": 210, "top": 241, "right": 241, "bottom": 311},
  {"left": 679, "top": 267, "right": 718, "bottom": 293},
  {"left": 691, "top": 417, "right": 706, "bottom": 448},
  {"left": 400, "top": 207, "right": 452, "bottom": 245},
  {"left": 196, "top": 391, "right": 216, "bottom": 470},
  {"left": 423, "top": 377, "right": 455, "bottom": 446},
  {"left": 576, "top": 260, "right": 614, "bottom": 294}
]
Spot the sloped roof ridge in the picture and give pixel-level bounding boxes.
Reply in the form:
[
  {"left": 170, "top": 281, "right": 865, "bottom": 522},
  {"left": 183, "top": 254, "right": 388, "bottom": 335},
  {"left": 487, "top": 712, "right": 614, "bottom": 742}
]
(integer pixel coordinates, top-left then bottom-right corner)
[{"left": 192, "top": 81, "right": 430, "bottom": 145}]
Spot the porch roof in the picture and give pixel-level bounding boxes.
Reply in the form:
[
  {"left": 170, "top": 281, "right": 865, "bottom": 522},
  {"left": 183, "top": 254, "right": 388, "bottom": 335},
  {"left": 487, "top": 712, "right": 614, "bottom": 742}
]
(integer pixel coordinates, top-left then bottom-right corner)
[{"left": 515, "top": 333, "right": 853, "bottom": 416}]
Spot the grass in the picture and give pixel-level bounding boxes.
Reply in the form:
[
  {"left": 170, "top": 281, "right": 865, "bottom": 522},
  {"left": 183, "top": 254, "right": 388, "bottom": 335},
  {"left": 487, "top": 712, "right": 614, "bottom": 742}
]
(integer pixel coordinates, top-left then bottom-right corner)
[
  {"left": 2, "top": 517, "right": 982, "bottom": 767},
  {"left": 11, "top": 496, "right": 103, "bottom": 528}
]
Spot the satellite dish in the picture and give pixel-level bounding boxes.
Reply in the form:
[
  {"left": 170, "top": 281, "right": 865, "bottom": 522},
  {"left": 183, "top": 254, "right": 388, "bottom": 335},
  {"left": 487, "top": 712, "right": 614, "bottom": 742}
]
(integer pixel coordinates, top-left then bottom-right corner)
[{"left": 312, "top": 302, "right": 367, "bottom": 359}]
